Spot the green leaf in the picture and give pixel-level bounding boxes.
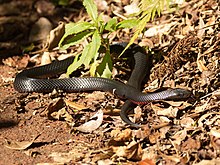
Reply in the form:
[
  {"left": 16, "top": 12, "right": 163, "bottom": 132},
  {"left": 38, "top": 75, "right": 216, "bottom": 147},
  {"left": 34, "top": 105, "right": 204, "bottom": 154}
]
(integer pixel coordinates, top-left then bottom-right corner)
[
  {"left": 105, "top": 18, "right": 118, "bottom": 32},
  {"left": 67, "top": 30, "right": 101, "bottom": 75},
  {"left": 67, "top": 43, "right": 91, "bottom": 75},
  {"left": 96, "top": 51, "right": 112, "bottom": 78},
  {"left": 60, "top": 30, "right": 94, "bottom": 49},
  {"left": 90, "top": 60, "right": 99, "bottom": 76},
  {"left": 100, "top": 63, "right": 112, "bottom": 78},
  {"left": 59, "top": 22, "right": 93, "bottom": 47},
  {"left": 119, "top": 15, "right": 150, "bottom": 57},
  {"left": 116, "top": 19, "right": 140, "bottom": 29},
  {"left": 66, "top": 54, "right": 81, "bottom": 75},
  {"left": 83, "top": 0, "right": 98, "bottom": 22},
  {"left": 58, "top": 0, "right": 69, "bottom": 5},
  {"left": 84, "top": 30, "right": 101, "bottom": 67}
]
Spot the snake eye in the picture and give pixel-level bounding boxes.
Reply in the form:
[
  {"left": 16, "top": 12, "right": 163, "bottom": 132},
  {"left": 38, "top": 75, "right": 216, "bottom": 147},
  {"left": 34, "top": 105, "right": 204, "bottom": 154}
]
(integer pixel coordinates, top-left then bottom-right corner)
[{"left": 175, "top": 88, "right": 191, "bottom": 98}]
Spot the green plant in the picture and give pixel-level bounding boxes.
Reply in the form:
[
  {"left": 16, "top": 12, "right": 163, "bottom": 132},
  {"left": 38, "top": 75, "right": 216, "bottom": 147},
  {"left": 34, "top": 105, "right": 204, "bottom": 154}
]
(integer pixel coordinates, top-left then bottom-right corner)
[
  {"left": 51, "top": 0, "right": 69, "bottom": 6},
  {"left": 59, "top": 0, "right": 175, "bottom": 78}
]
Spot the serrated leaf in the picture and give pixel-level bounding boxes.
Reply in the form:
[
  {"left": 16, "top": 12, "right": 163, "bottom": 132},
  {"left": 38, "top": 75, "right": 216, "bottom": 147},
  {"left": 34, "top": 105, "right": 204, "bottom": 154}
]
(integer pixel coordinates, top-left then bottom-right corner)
[
  {"left": 105, "top": 18, "right": 118, "bottom": 32},
  {"left": 84, "top": 30, "right": 101, "bottom": 66},
  {"left": 67, "top": 54, "right": 81, "bottom": 75},
  {"left": 60, "top": 30, "right": 94, "bottom": 50},
  {"left": 97, "top": 13, "right": 105, "bottom": 33},
  {"left": 67, "top": 30, "right": 101, "bottom": 75},
  {"left": 59, "top": 22, "right": 93, "bottom": 47},
  {"left": 90, "top": 60, "right": 99, "bottom": 76},
  {"left": 96, "top": 51, "right": 112, "bottom": 78},
  {"left": 119, "top": 15, "right": 150, "bottom": 56},
  {"left": 83, "top": 0, "right": 98, "bottom": 22},
  {"left": 101, "top": 63, "right": 112, "bottom": 78},
  {"left": 116, "top": 19, "right": 140, "bottom": 29}
]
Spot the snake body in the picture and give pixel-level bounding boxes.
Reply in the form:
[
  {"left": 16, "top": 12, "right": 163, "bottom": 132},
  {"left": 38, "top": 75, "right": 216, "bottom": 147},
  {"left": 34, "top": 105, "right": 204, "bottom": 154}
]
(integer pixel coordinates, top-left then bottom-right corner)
[{"left": 14, "top": 43, "right": 191, "bottom": 127}]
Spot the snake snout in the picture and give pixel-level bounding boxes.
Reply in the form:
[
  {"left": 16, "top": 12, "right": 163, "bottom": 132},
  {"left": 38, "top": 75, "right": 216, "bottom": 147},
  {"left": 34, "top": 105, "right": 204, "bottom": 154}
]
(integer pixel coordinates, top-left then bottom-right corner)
[{"left": 173, "top": 88, "right": 191, "bottom": 99}]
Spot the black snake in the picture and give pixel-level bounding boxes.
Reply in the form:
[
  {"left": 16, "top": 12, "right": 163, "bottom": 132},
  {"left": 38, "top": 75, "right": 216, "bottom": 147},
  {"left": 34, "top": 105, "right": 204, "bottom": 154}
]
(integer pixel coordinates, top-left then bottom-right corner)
[{"left": 14, "top": 43, "right": 191, "bottom": 127}]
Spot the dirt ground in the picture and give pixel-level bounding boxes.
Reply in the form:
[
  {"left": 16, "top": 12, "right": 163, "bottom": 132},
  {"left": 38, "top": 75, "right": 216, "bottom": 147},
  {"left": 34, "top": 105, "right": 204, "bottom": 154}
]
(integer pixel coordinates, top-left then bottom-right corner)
[{"left": 0, "top": 0, "right": 220, "bottom": 164}]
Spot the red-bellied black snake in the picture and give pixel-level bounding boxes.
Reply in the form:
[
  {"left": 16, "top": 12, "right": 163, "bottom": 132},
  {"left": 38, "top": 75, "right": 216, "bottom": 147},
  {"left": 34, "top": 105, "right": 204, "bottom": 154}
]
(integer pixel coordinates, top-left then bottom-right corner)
[{"left": 14, "top": 43, "right": 191, "bottom": 127}]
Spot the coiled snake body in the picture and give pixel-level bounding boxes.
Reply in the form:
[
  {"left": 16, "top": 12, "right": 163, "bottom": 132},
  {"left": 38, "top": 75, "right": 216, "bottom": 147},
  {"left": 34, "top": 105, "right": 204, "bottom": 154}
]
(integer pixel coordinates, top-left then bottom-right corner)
[{"left": 14, "top": 43, "right": 191, "bottom": 127}]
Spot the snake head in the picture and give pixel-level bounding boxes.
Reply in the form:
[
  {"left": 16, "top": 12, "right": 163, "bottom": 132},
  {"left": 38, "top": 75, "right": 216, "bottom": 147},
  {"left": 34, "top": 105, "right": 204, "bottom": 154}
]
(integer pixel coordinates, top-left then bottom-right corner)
[{"left": 171, "top": 88, "right": 191, "bottom": 99}]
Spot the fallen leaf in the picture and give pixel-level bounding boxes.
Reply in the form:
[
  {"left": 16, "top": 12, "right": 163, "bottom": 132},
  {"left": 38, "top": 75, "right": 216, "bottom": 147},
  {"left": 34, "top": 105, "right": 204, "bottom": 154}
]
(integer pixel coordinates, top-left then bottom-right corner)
[
  {"left": 149, "top": 131, "right": 161, "bottom": 144},
  {"left": 85, "top": 91, "right": 106, "bottom": 101},
  {"left": 210, "top": 128, "right": 220, "bottom": 150},
  {"left": 50, "top": 107, "right": 74, "bottom": 123},
  {"left": 111, "top": 128, "right": 132, "bottom": 142},
  {"left": 193, "top": 159, "right": 220, "bottom": 165},
  {"left": 138, "top": 158, "right": 156, "bottom": 165},
  {"left": 180, "top": 117, "right": 195, "bottom": 129},
  {"left": 74, "top": 110, "right": 103, "bottom": 133},
  {"left": 42, "top": 98, "right": 65, "bottom": 119},
  {"left": 144, "top": 22, "right": 177, "bottom": 37},
  {"left": 153, "top": 105, "right": 179, "bottom": 118},
  {"left": 181, "top": 137, "right": 201, "bottom": 151},
  {"left": 49, "top": 150, "right": 83, "bottom": 163},
  {"left": 41, "top": 51, "right": 52, "bottom": 65},
  {"left": 65, "top": 99, "right": 87, "bottom": 110},
  {"left": 4, "top": 134, "right": 40, "bottom": 150},
  {"left": 113, "top": 141, "right": 143, "bottom": 160},
  {"left": 124, "top": 0, "right": 140, "bottom": 15},
  {"left": 197, "top": 55, "right": 208, "bottom": 72},
  {"left": 171, "top": 129, "right": 187, "bottom": 146},
  {"left": 134, "top": 106, "right": 142, "bottom": 123},
  {"left": 47, "top": 22, "right": 65, "bottom": 50},
  {"left": 197, "top": 17, "right": 205, "bottom": 38},
  {"left": 198, "top": 113, "right": 220, "bottom": 127}
]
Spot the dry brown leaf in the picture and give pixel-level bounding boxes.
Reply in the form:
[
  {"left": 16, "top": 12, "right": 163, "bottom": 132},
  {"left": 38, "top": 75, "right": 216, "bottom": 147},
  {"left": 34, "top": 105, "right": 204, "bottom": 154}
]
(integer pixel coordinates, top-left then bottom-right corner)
[
  {"left": 111, "top": 128, "right": 132, "bottom": 142},
  {"left": 144, "top": 22, "right": 177, "bottom": 37},
  {"left": 47, "top": 22, "right": 65, "bottom": 50},
  {"left": 97, "top": 159, "right": 114, "bottom": 165},
  {"left": 182, "top": 14, "right": 194, "bottom": 35},
  {"left": 124, "top": 0, "right": 140, "bottom": 15},
  {"left": 50, "top": 107, "right": 73, "bottom": 123},
  {"left": 212, "top": 89, "right": 220, "bottom": 98},
  {"left": 113, "top": 141, "right": 143, "bottom": 160},
  {"left": 138, "top": 158, "right": 156, "bottom": 165},
  {"left": 194, "top": 103, "right": 208, "bottom": 114},
  {"left": 180, "top": 117, "right": 195, "bottom": 129},
  {"left": 197, "top": 55, "right": 208, "bottom": 72},
  {"left": 41, "top": 51, "right": 52, "bottom": 65},
  {"left": 171, "top": 129, "right": 187, "bottom": 146},
  {"left": 85, "top": 91, "right": 106, "bottom": 101},
  {"left": 197, "top": 112, "right": 220, "bottom": 127},
  {"left": 141, "top": 145, "right": 158, "bottom": 163},
  {"left": 158, "top": 151, "right": 182, "bottom": 163},
  {"left": 206, "top": 15, "right": 215, "bottom": 34},
  {"left": 210, "top": 128, "right": 220, "bottom": 150},
  {"left": 134, "top": 106, "right": 142, "bottom": 123},
  {"left": 181, "top": 138, "right": 201, "bottom": 151},
  {"left": 155, "top": 106, "right": 179, "bottom": 118},
  {"left": 65, "top": 99, "right": 87, "bottom": 110},
  {"left": 37, "top": 163, "right": 64, "bottom": 165},
  {"left": 49, "top": 150, "right": 84, "bottom": 163},
  {"left": 197, "top": 17, "right": 205, "bottom": 38},
  {"left": 193, "top": 159, "right": 220, "bottom": 165},
  {"left": 74, "top": 110, "right": 103, "bottom": 133},
  {"left": 42, "top": 98, "right": 65, "bottom": 118},
  {"left": 4, "top": 134, "right": 40, "bottom": 150},
  {"left": 210, "top": 128, "right": 220, "bottom": 138},
  {"left": 149, "top": 131, "right": 161, "bottom": 144}
]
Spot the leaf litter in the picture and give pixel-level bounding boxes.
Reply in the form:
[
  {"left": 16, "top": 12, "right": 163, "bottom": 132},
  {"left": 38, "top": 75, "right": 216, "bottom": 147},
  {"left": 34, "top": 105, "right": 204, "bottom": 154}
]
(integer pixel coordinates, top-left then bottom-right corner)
[{"left": 0, "top": 0, "right": 220, "bottom": 164}]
